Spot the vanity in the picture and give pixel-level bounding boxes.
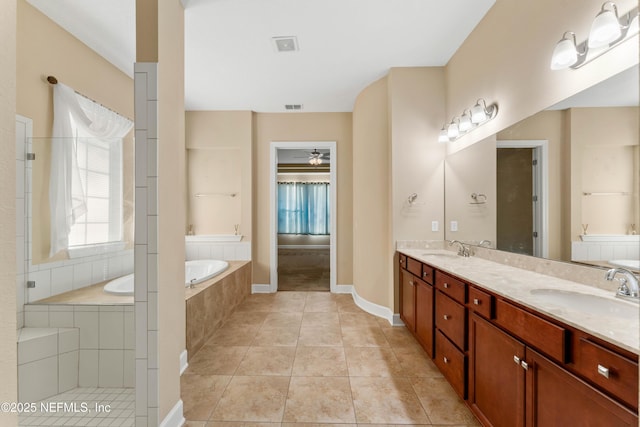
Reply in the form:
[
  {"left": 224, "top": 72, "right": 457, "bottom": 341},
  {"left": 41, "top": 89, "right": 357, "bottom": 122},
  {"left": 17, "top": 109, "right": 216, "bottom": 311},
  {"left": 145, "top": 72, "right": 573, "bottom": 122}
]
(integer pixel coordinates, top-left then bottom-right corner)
[{"left": 398, "top": 249, "right": 639, "bottom": 427}]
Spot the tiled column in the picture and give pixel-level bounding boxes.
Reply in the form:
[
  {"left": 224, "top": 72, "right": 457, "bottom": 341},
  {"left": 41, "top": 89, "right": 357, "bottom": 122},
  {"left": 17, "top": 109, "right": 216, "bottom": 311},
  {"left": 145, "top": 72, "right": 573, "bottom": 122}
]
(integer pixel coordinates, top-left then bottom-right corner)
[{"left": 134, "top": 62, "right": 159, "bottom": 427}]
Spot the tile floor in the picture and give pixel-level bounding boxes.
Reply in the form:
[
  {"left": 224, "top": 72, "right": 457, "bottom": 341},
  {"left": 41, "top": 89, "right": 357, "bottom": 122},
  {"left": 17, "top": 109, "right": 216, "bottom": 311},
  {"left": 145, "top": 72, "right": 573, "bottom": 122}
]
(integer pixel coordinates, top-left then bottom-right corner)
[
  {"left": 277, "top": 250, "right": 330, "bottom": 292},
  {"left": 18, "top": 387, "right": 134, "bottom": 426},
  {"left": 181, "top": 291, "right": 480, "bottom": 426}
]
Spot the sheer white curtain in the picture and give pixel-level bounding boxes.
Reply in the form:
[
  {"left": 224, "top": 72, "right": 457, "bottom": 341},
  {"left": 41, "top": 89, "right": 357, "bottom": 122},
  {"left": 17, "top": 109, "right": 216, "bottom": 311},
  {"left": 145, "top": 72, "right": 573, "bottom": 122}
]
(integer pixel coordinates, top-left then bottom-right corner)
[{"left": 49, "top": 83, "right": 133, "bottom": 256}]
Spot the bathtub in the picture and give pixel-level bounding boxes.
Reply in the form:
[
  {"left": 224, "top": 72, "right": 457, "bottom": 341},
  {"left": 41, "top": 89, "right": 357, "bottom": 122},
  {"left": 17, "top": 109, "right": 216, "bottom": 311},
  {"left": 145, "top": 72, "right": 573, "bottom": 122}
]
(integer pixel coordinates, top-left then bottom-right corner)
[
  {"left": 185, "top": 234, "right": 243, "bottom": 242},
  {"left": 104, "top": 259, "right": 230, "bottom": 295}
]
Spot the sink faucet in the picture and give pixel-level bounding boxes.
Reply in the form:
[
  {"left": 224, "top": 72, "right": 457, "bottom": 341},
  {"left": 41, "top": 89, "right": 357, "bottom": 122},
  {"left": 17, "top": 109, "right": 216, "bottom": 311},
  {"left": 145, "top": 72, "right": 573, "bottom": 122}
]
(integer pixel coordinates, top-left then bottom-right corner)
[
  {"left": 605, "top": 268, "right": 639, "bottom": 299},
  {"left": 479, "top": 239, "right": 492, "bottom": 248},
  {"left": 448, "top": 240, "right": 470, "bottom": 257}
]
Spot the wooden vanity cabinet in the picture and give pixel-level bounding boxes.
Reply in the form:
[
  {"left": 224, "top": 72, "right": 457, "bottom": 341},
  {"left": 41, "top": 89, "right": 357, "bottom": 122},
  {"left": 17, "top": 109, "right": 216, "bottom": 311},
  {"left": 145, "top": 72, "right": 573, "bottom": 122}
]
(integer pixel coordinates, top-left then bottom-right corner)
[
  {"left": 400, "top": 269, "right": 416, "bottom": 332},
  {"left": 399, "top": 255, "right": 434, "bottom": 357},
  {"left": 415, "top": 277, "right": 434, "bottom": 357}
]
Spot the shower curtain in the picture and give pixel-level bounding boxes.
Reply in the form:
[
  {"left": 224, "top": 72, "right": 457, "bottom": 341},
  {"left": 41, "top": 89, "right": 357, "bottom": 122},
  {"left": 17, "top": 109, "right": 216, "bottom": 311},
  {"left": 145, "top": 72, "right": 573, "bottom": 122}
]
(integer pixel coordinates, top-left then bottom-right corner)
[{"left": 277, "top": 182, "right": 330, "bottom": 235}]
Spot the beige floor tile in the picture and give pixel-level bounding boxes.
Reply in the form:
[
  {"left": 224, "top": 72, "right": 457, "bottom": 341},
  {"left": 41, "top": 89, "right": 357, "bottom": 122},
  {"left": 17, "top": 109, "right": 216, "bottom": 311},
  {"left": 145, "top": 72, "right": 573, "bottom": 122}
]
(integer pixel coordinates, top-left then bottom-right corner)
[
  {"left": 393, "top": 347, "right": 443, "bottom": 378},
  {"left": 283, "top": 377, "right": 356, "bottom": 423},
  {"left": 235, "top": 346, "right": 296, "bottom": 376},
  {"left": 298, "top": 326, "right": 343, "bottom": 347},
  {"left": 207, "top": 325, "right": 261, "bottom": 346},
  {"left": 301, "top": 312, "right": 340, "bottom": 328},
  {"left": 382, "top": 327, "right": 423, "bottom": 348},
  {"left": 344, "top": 347, "right": 405, "bottom": 377},
  {"left": 210, "top": 376, "right": 290, "bottom": 422},
  {"left": 262, "top": 312, "right": 303, "bottom": 329},
  {"left": 411, "top": 377, "right": 479, "bottom": 425},
  {"left": 339, "top": 312, "right": 381, "bottom": 327},
  {"left": 350, "top": 377, "right": 430, "bottom": 424},
  {"left": 341, "top": 326, "right": 389, "bottom": 347},
  {"left": 206, "top": 423, "right": 281, "bottom": 427},
  {"left": 184, "top": 422, "right": 207, "bottom": 427},
  {"left": 336, "top": 299, "right": 362, "bottom": 313},
  {"left": 292, "top": 346, "right": 348, "bottom": 377},
  {"left": 271, "top": 299, "right": 307, "bottom": 312},
  {"left": 304, "top": 299, "right": 338, "bottom": 312},
  {"left": 235, "top": 298, "right": 275, "bottom": 313},
  {"left": 252, "top": 326, "right": 300, "bottom": 346},
  {"left": 181, "top": 374, "right": 232, "bottom": 421},
  {"left": 187, "top": 346, "right": 250, "bottom": 375},
  {"left": 284, "top": 424, "right": 356, "bottom": 427},
  {"left": 224, "top": 311, "right": 270, "bottom": 327}
]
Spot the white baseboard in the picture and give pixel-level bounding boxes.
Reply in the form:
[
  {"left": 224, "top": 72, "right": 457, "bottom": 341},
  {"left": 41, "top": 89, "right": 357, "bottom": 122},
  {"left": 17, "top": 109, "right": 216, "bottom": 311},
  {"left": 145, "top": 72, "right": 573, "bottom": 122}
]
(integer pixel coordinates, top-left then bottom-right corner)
[
  {"left": 252, "top": 284, "right": 272, "bottom": 293},
  {"left": 158, "top": 399, "right": 185, "bottom": 427},
  {"left": 392, "top": 313, "right": 405, "bottom": 326},
  {"left": 180, "top": 350, "right": 188, "bottom": 375},
  {"left": 333, "top": 284, "right": 354, "bottom": 294},
  {"left": 278, "top": 245, "right": 330, "bottom": 249},
  {"left": 351, "top": 287, "right": 395, "bottom": 325}
]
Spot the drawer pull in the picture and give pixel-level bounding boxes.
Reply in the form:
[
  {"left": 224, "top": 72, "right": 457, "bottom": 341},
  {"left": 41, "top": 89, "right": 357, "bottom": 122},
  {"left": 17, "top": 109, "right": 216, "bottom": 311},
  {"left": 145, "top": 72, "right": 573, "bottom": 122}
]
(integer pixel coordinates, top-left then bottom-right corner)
[
  {"left": 444, "top": 283, "right": 450, "bottom": 288},
  {"left": 443, "top": 356, "right": 449, "bottom": 364},
  {"left": 400, "top": 259, "right": 404, "bottom": 264},
  {"left": 408, "top": 281, "right": 414, "bottom": 286},
  {"left": 473, "top": 298, "right": 480, "bottom": 305},
  {"left": 443, "top": 314, "right": 450, "bottom": 320},
  {"left": 597, "top": 364, "right": 610, "bottom": 379},
  {"left": 513, "top": 355, "right": 521, "bottom": 365},
  {"left": 521, "top": 361, "right": 529, "bottom": 371},
  {"left": 423, "top": 272, "right": 428, "bottom": 277}
]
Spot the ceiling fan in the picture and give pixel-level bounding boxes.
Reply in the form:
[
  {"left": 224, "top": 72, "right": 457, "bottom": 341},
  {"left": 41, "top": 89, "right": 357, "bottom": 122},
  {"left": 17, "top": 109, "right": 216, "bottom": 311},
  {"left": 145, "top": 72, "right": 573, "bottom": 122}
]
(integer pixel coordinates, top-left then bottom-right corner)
[{"left": 294, "top": 149, "right": 331, "bottom": 165}]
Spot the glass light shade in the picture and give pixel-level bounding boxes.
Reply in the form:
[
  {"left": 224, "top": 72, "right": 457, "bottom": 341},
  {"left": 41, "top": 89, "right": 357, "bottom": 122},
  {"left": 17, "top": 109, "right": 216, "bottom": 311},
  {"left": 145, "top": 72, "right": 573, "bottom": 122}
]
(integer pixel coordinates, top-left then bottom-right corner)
[
  {"left": 447, "top": 122, "right": 460, "bottom": 139},
  {"left": 471, "top": 103, "right": 488, "bottom": 124},
  {"left": 628, "top": 14, "right": 639, "bottom": 36},
  {"left": 438, "top": 128, "right": 449, "bottom": 143},
  {"left": 459, "top": 113, "right": 472, "bottom": 132},
  {"left": 550, "top": 37, "right": 579, "bottom": 70},
  {"left": 588, "top": 8, "right": 622, "bottom": 48},
  {"left": 309, "top": 157, "right": 322, "bottom": 165}
]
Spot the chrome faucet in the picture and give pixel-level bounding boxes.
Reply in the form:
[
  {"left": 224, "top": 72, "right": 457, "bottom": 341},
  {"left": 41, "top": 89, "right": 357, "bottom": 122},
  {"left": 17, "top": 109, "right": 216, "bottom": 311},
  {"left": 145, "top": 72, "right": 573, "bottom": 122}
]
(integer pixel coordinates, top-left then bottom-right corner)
[
  {"left": 605, "top": 268, "right": 639, "bottom": 299},
  {"left": 448, "top": 240, "right": 470, "bottom": 257},
  {"left": 478, "top": 239, "right": 492, "bottom": 248},
  {"left": 189, "top": 278, "right": 197, "bottom": 289}
]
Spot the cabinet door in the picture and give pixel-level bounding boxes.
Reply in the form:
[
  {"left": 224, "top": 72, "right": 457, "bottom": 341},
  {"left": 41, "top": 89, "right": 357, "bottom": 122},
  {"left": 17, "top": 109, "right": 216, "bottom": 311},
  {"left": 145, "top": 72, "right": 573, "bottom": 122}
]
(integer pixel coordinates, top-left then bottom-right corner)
[
  {"left": 525, "top": 348, "right": 638, "bottom": 427},
  {"left": 415, "top": 280, "right": 434, "bottom": 357},
  {"left": 469, "top": 313, "right": 525, "bottom": 427},
  {"left": 401, "top": 270, "right": 416, "bottom": 332}
]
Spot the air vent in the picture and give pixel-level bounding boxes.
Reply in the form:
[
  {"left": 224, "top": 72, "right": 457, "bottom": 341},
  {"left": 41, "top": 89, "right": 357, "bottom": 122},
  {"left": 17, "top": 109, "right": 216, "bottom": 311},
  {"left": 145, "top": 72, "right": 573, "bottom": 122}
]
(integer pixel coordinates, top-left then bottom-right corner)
[
  {"left": 285, "top": 104, "right": 303, "bottom": 111},
  {"left": 272, "top": 36, "right": 299, "bottom": 52}
]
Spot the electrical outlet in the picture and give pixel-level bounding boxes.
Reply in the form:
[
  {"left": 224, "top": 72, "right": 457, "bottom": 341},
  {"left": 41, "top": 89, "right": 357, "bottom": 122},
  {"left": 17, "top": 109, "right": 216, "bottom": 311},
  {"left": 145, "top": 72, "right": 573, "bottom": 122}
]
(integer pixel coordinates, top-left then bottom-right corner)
[
  {"left": 431, "top": 221, "right": 439, "bottom": 232},
  {"left": 450, "top": 221, "right": 458, "bottom": 232}
]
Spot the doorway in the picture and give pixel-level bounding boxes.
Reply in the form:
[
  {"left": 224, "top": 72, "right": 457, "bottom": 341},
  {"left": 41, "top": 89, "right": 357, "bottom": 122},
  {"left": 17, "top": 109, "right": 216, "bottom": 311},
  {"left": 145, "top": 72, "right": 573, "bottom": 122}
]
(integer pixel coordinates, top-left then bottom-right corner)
[
  {"left": 270, "top": 142, "right": 337, "bottom": 293},
  {"left": 496, "top": 140, "right": 548, "bottom": 258}
]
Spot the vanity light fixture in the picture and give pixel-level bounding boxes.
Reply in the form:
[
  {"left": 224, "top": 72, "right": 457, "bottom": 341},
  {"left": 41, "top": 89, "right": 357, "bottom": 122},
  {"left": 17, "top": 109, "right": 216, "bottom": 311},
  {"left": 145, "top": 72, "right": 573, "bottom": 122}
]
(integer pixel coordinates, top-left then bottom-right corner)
[
  {"left": 550, "top": 2, "right": 638, "bottom": 70},
  {"left": 437, "top": 98, "right": 498, "bottom": 143}
]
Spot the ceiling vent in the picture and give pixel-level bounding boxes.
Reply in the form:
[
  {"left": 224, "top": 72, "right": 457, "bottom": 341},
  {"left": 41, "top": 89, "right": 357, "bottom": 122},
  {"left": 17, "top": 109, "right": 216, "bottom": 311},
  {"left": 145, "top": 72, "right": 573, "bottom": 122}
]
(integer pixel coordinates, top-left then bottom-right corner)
[
  {"left": 272, "top": 36, "right": 299, "bottom": 52},
  {"left": 284, "top": 104, "right": 303, "bottom": 111}
]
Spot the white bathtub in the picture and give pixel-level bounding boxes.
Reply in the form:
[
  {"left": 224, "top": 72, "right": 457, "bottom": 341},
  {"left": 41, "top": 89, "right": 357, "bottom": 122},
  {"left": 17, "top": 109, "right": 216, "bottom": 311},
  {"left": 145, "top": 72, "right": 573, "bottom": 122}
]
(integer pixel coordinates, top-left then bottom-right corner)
[
  {"left": 104, "top": 259, "right": 230, "bottom": 295},
  {"left": 185, "top": 234, "right": 243, "bottom": 242}
]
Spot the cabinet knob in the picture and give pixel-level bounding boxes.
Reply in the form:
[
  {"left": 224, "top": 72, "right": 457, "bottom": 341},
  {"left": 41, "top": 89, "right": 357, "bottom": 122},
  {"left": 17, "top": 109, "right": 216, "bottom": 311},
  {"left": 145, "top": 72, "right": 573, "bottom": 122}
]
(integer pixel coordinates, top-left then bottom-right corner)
[
  {"left": 597, "top": 364, "right": 610, "bottom": 379},
  {"left": 400, "top": 259, "right": 404, "bottom": 264},
  {"left": 444, "top": 283, "right": 449, "bottom": 288},
  {"left": 443, "top": 314, "right": 450, "bottom": 320},
  {"left": 443, "top": 356, "right": 449, "bottom": 364},
  {"left": 513, "top": 355, "right": 521, "bottom": 365},
  {"left": 473, "top": 298, "right": 480, "bottom": 305},
  {"left": 423, "top": 272, "right": 427, "bottom": 277},
  {"left": 409, "top": 281, "right": 414, "bottom": 286},
  {"left": 521, "top": 361, "right": 529, "bottom": 371}
]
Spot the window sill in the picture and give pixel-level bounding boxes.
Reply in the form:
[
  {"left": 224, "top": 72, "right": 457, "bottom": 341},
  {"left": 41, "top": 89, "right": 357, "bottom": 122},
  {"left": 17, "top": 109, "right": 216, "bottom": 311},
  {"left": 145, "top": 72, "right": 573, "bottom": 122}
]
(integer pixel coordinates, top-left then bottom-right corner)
[{"left": 67, "top": 241, "right": 127, "bottom": 259}]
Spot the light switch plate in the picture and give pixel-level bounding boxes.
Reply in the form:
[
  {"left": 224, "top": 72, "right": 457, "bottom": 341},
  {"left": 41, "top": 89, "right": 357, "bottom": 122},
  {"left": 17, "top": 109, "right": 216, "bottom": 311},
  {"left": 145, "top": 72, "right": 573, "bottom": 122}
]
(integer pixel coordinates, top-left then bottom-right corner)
[
  {"left": 431, "top": 221, "right": 439, "bottom": 232},
  {"left": 450, "top": 221, "right": 458, "bottom": 232}
]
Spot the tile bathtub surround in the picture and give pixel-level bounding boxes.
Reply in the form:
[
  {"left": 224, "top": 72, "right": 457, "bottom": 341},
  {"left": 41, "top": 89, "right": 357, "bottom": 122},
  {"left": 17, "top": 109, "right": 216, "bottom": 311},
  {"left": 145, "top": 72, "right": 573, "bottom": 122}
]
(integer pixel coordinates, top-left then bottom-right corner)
[
  {"left": 186, "top": 261, "right": 252, "bottom": 358},
  {"left": 185, "top": 240, "right": 251, "bottom": 261},
  {"left": 180, "top": 291, "right": 480, "bottom": 426}
]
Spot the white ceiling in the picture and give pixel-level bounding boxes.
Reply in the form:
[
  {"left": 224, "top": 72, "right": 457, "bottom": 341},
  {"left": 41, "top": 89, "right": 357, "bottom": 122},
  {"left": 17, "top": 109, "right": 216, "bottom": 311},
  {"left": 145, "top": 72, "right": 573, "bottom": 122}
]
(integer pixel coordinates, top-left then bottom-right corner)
[{"left": 27, "top": 0, "right": 495, "bottom": 112}]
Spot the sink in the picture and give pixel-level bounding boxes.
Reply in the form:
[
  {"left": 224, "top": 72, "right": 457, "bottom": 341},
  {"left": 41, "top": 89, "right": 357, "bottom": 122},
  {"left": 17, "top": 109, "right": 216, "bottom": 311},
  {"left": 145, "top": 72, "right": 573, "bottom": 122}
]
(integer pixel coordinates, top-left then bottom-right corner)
[{"left": 529, "top": 289, "right": 639, "bottom": 318}]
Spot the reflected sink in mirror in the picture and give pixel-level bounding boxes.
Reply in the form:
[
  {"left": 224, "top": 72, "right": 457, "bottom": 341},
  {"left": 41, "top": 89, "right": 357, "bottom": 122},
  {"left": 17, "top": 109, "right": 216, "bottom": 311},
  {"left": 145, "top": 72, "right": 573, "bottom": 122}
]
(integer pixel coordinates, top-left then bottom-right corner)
[{"left": 530, "top": 289, "right": 639, "bottom": 318}]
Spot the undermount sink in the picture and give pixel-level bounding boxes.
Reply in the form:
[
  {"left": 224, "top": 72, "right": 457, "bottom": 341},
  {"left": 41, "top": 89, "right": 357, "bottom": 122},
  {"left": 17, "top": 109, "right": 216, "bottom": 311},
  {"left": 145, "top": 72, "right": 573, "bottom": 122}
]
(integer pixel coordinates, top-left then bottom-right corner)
[
  {"left": 529, "top": 289, "right": 639, "bottom": 318},
  {"left": 421, "top": 252, "right": 459, "bottom": 258}
]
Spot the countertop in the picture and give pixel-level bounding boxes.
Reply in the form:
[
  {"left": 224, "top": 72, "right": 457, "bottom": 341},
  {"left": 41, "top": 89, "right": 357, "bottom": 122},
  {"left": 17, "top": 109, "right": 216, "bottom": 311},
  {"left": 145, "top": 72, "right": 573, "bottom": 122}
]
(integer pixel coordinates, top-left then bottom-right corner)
[{"left": 399, "top": 249, "right": 640, "bottom": 355}]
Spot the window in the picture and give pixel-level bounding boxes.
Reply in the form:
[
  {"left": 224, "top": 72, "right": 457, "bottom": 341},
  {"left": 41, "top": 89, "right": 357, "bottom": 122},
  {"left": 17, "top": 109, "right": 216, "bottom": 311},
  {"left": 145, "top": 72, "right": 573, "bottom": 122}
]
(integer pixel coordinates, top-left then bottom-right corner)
[
  {"left": 277, "top": 182, "right": 330, "bottom": 235},
  {"left": 67, "top": 129, "right": 123, "bottom": 247}
]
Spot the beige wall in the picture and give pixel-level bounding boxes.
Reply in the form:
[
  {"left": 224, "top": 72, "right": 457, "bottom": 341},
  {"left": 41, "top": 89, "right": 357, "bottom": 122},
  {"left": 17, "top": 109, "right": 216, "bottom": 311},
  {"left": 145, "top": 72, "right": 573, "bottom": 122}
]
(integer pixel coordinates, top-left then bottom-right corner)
[
  {"left": 186, "top": 111, "right": 252, "bottom": 239},
  {"left": 353, "top": 77, "right": 390, "bottom": 307},
  {"left": 497, "top": 110, "right": 565, "bottom": 260},
  {"left": 0, "top": 0, "right": 18, "bottom": 424},
  {"left": 445, "top": 0, "right": 638, "bottom": 149},
  {"left": 252, "top": 113, "right": 353, "bottom": 285},
  {"left": 16, "top": 0, "right": 134, "bottom": 264},
  {"left": 157, "top": 0, "right": 186, "bottom": 420}
]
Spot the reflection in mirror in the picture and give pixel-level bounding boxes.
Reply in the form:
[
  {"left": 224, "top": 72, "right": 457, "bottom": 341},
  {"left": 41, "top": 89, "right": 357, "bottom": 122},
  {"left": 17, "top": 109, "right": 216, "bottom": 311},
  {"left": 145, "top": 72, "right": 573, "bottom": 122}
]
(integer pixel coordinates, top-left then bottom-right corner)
[{"left": 444, "top": 65, "right": 639, "bottom": 270}]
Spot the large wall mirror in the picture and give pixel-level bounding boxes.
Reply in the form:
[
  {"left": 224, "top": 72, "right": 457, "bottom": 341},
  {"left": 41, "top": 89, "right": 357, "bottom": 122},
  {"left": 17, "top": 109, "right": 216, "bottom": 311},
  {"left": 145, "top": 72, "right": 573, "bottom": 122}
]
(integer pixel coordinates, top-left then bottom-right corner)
[{"left": 444, "top": 64, "right": 639, "bottom": 270}]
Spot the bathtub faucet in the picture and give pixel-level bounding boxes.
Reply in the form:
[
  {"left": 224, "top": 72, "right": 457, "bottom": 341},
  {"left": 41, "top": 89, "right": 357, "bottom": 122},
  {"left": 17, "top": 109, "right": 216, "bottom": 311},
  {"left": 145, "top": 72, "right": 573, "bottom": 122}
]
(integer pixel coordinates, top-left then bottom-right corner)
[{"left": 189, "top": 278, "right": 197, "bottom": 289}]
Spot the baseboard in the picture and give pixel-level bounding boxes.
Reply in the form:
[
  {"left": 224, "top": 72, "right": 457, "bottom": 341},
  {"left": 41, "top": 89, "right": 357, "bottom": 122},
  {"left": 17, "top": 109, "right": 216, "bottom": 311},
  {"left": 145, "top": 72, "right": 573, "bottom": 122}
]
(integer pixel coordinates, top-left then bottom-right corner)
[
  {"left": 179, "top": 350, "right": 188, "bottom": 375},
  {"left": 351, "top": 287, "right": 395, "bottom": 325},
  {"left": 252, "top": 284, "right": 272, "bottom": 293},
  {"left": 392, "top": 313, "right": 405, "bottom": 326},
  {"left": 333, "top": 284, "right": 354, "bottom": 294},
  {"left": 158, "top": 399, "right": 185, "bottom": 427},
  {"left": 278, "top": 245, "right": 330, "bottom": 249}
]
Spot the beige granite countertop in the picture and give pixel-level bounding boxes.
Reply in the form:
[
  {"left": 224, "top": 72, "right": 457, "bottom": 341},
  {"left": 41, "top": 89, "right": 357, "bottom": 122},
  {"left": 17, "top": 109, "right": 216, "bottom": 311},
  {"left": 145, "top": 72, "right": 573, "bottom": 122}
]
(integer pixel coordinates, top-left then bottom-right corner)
[{"left": 399, "top": 248, "right": 640, "bottom": 355}]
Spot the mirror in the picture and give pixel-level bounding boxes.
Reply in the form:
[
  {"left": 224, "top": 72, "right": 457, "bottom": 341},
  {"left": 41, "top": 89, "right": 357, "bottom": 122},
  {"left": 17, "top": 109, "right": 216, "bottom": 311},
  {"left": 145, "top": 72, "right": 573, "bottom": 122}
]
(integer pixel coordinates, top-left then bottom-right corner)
[{"left": 444, "top": 65, "right": 640, "bottom": 269}]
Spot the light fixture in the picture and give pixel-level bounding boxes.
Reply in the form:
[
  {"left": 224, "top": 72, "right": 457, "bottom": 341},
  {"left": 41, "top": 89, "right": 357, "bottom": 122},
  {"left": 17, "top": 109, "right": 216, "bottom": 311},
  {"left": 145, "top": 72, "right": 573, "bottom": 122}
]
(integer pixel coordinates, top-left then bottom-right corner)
[
  {"left": 589, "top": 2, "right": 622, "bottom": 48},
  {"left": 309, "top": 156, "right": 322, "bottom": 166},
  {"left": 437, "top": 99, "right": 498, "bottom": 143},
  {"left": 550, "top": 2, "right": 638, "bottom": 70}
]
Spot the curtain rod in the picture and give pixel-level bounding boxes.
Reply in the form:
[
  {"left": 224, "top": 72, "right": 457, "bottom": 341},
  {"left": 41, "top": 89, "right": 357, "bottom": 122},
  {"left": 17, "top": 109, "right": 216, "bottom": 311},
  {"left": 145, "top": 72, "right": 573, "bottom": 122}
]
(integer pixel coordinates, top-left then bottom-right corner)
[{"left": 46, "top": 75, "right": 133, "bottom": 122}]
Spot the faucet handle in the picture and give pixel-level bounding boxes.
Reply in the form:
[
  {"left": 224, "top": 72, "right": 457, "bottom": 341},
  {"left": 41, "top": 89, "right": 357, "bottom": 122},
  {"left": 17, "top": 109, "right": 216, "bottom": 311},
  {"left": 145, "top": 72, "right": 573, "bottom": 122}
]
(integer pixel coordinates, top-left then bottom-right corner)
[{"left": 616, "top": 278, "right": 630, "bottom": 296}]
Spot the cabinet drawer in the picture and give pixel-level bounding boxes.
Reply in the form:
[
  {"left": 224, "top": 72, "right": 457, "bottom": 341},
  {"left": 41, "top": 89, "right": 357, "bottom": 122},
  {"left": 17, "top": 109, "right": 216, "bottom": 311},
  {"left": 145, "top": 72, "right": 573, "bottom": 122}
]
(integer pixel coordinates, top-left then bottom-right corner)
[
  {"left": 495, "top": 299, "right": 567, "bottom": 363},
  {"left": 435, "top": 330, "right": 466, "bottom": 399},
  {"left": 574, "top": 338, "right": 639, "bottom": 410},
  {"left": 468, "top": 286, "right": 493, "bottom": 319},
  {"left": 407, "top": 257, "right": 422, "bottom": 277},
  {"left": 421, "top": 264, "right": 434, "bottom": 284},
  {"left": 435, "top": 271, "right": 466, "bottom": 304},
  {"left": 436, "top": 291, "right": 466, "bottom": 350},
  {"left": 399, "top": 254, "right": 407, "bottom": 270}
]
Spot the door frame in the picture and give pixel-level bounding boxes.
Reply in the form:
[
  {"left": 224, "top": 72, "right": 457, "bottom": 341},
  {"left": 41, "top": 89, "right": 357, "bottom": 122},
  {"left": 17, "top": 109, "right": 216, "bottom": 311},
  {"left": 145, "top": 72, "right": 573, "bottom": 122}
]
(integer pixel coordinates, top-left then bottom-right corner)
[
  {"left": 269, "top": 141, "right": 337, "bottom": 293},
  {"left": 496, "top": 140, "right": 549, "bottom": 258}
]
